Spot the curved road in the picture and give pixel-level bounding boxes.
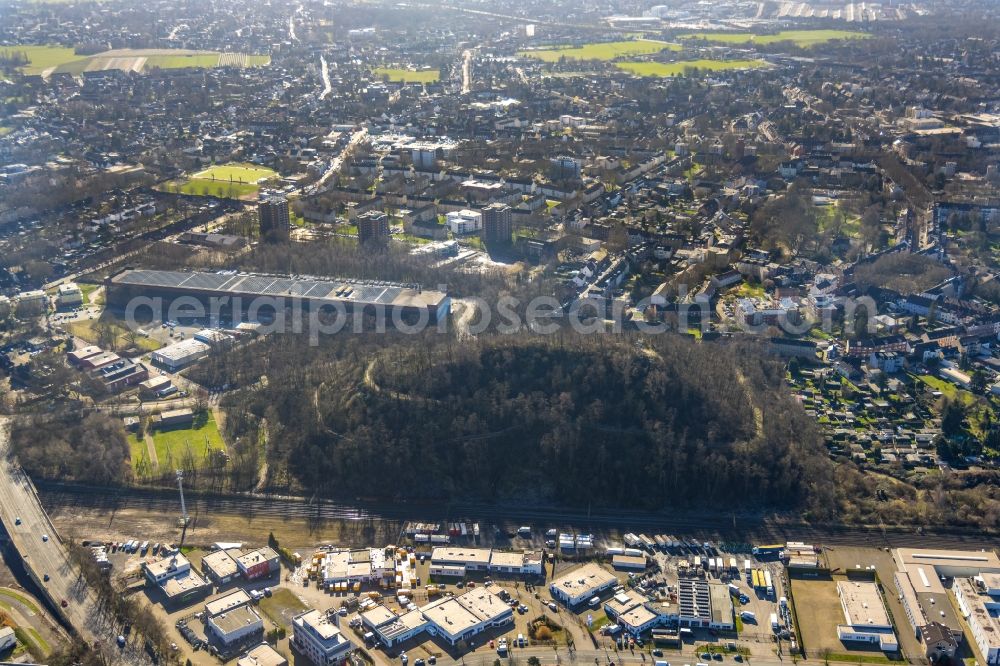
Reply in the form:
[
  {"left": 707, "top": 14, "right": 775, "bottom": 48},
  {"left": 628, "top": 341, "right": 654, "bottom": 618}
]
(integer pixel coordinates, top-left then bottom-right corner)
[{"left": 0, "top": 417, "right": 145, "bottom": 662}]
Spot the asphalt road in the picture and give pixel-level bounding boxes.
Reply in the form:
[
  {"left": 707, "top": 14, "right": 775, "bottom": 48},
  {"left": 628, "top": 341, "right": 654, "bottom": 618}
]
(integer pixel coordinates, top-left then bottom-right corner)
[{"left": 0, "top": 416, "right": 149, "bottom": 662}]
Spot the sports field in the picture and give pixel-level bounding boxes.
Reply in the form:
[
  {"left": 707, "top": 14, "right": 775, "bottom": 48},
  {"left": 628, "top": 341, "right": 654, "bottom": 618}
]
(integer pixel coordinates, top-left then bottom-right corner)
[
  {"left": 2, "top": 45, "right": 270, "bottom": 76},
  {"left": 518, "top": 39, "right": 681, "bottom": 62},
  {"left": 617, "top": 59, "right": 768, "bottom": 77},
  {"left": 166, "top": 162, "right": 277, "bottom": 200},
  {"left": 373, "top": 67, "right": 440, "bottom": 83},
  {"left": 192, "top": 163, "right": 277, "bottom": 182},
  {"left": 678, "top": 29, "right": 870, "bottom": 48},
  {"left": 150, "top": 413, "right": 226, "bottom": 470}
]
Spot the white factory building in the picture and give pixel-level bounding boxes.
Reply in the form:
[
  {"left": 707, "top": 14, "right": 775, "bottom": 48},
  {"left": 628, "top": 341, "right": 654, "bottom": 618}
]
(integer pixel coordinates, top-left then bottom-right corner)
[
  {"left": 677, "top": 579, "right": 734, "bottom": 630},
  {"left": 361, "top": 585, "right": 513, "bottom": 648},
  {"left": 151, "top": 338, "right": 211, "bottom": 371},
  {"left": 292, "top": 610, "right": 355, "bottom": 666},
  {"left": 604, "top": 588, "right": 677, "bottom": 636},
  {"left": 954, "top": 575, "right": 1000, "bottom": 665},
  {"left": 56, "top": 282, "right": 83, "bottom": 308},
  {"left": 549, "top": 563, "right": 619, "bottom": 606},
  {"left": 445, "top": 209, "right": 483, "bottom": 235},
  {"left": 142, "top": 552, "right": 211, "bottom": 607},
  {"left": 892, "top": 548, "right": 1000, "bottom": 641},
  {"left": 835, "top": 581, "right": 898, "bottom": 652},
  {"left": 208, "top": 605, "right": 264, "bottom": 648},
  {"left": 428, "top": 547, "right": 542, "bottom": 578},
  {"left": 321, "top": 548, "right": 392, "bottom": 585}
]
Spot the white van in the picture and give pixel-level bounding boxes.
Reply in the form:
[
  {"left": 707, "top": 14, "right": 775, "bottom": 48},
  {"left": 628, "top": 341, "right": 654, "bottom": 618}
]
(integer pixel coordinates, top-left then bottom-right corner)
[{"left": 588, "top": 596, "right": 601, "bottom": 607}]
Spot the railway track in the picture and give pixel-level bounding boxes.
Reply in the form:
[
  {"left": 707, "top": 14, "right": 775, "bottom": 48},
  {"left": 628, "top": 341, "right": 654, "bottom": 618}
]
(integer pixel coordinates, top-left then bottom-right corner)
[{"left": 35, "top": 481, "right": 1000, "bottom": 549}]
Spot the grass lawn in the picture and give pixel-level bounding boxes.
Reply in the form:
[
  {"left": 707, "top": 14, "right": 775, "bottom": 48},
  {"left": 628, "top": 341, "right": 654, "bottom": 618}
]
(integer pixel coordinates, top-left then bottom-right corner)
[
  {"left": 913, "top": 373, "right": 976, "bottom": 404},
  {"left": 150, "top": 412, "right": 226, "bottom": 470},
  {"left": 826, "top": 653, "right": 895, "bottom": 664},
  {"left": 678, "top": 29, "right": 870, "bottom": 48},
  {"left": 1, "top": 45, "right": 87, "bottom": 74},
  {"left": 733, "top": 282, "right": 766, "bottom": 299},
  {"left": 617, "top": 59, "right": 767, "bottom": 77},
  {"left": 259, "top": 588, "right": 308, "bottom": 631},
  {"left": 130, "top": 433, "right": 153, "bottom": 478},
  {"left": 3, "top": 46, "right": 269, "bottom": 75},
  {"left": 0, "top": 587, "right": 42, "bottom": 615},
  {"left": 373, "top": 67, "right": 439, "bottom": 83},
  {"left": 145, "top": 54, "right": 221, "bottom": 69},
  {"left": 79, "top": 282, "right": 103, "bottom": 305},
  {"left": 590, "top": 613, "right": 611, "bottom": 631},
  {"left": 192, "top": 162, "right": 277, "bottom": 183},
  {"left": 394, "top": 233, "right": 434, "bottom": 245},
  {"left": 519, "top": 39, "right": 680, "bottom": 62},
  {"left": 24, "top": 627, "right": 50, "bottom": 655},
  {"left": 171, "top": 179, "right": 259, "bottom": 199},
  {"left": 699, "top": 643, "right": 750, "bottom": 655},
  {"left": 163, "top": 163, "right": 276, "bottom": 200},
  {"left": 65, "top": 317, "right": 161, "bottom": 353}
]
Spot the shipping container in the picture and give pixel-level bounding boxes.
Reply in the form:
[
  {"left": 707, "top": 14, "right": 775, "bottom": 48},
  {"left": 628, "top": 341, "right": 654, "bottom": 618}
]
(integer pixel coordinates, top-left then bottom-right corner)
[{"left": 752, "top": 544, "right": 784, "bottom": 557}]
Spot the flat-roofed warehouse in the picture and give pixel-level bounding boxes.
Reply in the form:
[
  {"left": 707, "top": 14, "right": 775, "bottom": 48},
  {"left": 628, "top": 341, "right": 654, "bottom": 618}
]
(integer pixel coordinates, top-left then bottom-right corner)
[
  {"left": 108, "top": 269, "right": 451, "bottom": 323},
  {"left": 835, "top": 581, "right": 898, "bottom": 652},
  {"left": 549, "top": 563, "right": 619, "bottom": 606},
  {"left": 892, "top": 548, "right": 1000, "bottom": 641}
]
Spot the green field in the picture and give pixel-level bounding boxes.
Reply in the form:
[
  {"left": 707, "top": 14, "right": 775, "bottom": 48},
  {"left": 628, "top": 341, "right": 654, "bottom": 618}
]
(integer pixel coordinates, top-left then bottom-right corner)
[
  {"left": 0, "top": 45, "right": 86, "bottom": 75},
  {"left": 519, "top": 39, "right": 681, "bottom": 62},
  {"left": 146, "top": 53, "right": 271, "bottom": 69},
  {"left": 145, "top": 54, "right": 222, "bottom": 69},
  {"left": 65, "top": 317, "right": 162, "bottom": 353},
  {"left": 678, "top": 29, "right": 870, "bottom": 48},
  {"left": 373, "top": 67, "right": 439, "bottom": 83},
  {"left": 2, "top": 45, "right": 270, "bottom": 75},
  {"left": 617, "top": 59, "right": 767, "bottom": 77},
  {"left": 166, "top": 163, "right": 277, "bottom": 200},
  {"left": 150, "top": 412, "right": 226, "bottom": 470},
  {"left": 129, "top": 433, "right": 149, "bottom": 477},
  {"left": 259, "top": 588, "right": 308, "bottom": 631},
  {"left": 193, "top": 163, "right": 277, "bottom": 183}
]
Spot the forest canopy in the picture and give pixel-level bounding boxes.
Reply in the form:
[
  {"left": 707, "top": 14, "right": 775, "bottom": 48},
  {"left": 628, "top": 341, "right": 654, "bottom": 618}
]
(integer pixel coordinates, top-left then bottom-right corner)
[
  {"left": 11, "top": 412, "right": 130, "bottom": 485},
  {"left": 218, "top": 333, "right": 834, "bottom": 513}
]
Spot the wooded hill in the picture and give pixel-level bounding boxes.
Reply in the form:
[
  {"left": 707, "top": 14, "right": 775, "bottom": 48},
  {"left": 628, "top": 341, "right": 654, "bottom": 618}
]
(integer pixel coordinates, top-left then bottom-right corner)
[{"left": 216, "top": 333, "right": 835, "bottom": 513}]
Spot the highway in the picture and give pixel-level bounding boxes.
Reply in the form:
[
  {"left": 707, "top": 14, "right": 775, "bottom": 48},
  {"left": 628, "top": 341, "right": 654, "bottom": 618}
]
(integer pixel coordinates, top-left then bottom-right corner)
[
  {"left": 0, "top": 417, "right": 140, "bottom": 660},
  {"left": 33, "top": 480, "right": 1000, "bottom": 550}
]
